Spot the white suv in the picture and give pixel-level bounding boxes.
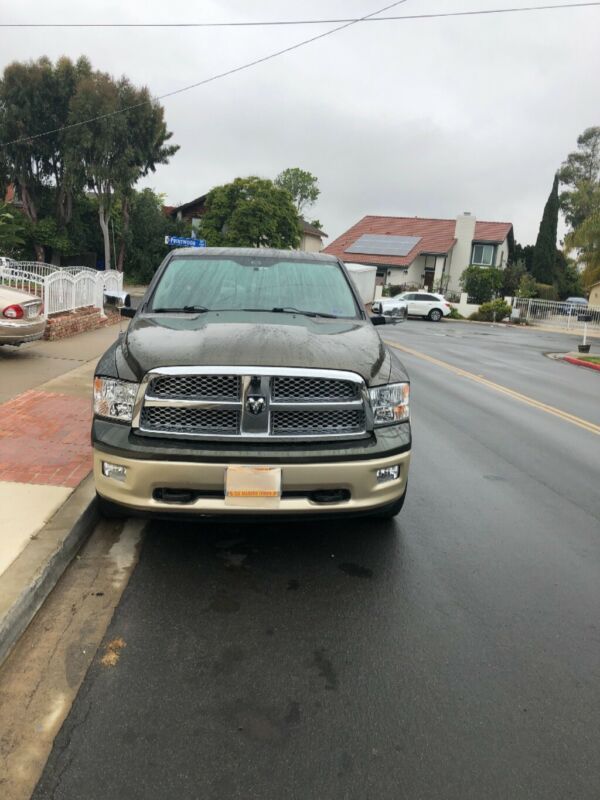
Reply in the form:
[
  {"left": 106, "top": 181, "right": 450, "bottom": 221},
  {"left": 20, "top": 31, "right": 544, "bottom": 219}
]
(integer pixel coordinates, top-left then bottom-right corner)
[{"left": 376, "top": 292, "right": 451, "bottom": 322}]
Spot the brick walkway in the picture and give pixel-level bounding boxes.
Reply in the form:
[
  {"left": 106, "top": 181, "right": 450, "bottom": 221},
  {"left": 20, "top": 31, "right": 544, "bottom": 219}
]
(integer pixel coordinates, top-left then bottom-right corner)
[{"left": 0, "top": 390, "right": 91, "bottom": 487}]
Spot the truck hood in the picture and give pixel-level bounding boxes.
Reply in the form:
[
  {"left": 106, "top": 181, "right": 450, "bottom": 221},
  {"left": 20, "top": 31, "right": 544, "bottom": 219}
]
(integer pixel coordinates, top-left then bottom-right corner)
[{"left": 116, "top": 311, "right": 398, "bottom": 386}]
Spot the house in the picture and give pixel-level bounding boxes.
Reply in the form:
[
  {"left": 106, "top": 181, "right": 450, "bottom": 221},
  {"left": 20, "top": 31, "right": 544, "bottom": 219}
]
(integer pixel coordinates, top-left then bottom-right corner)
[
  {"left": 299, "top": 220, "right": 327, "bottom": 252},
  {"left": 164, "top": 194, "right": 327, "bottom": 251},
  {"left": 323, "top": 213, "right": 514, "bottom": 293},
  {"left": 589, "top": 282, "right": 600, "bottom": 307}
]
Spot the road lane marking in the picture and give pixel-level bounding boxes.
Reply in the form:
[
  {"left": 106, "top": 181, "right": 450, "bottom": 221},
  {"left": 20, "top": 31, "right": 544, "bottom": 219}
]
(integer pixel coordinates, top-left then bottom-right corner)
[{"left": 385, "top": 340, "right": 600, "bottom": 436}]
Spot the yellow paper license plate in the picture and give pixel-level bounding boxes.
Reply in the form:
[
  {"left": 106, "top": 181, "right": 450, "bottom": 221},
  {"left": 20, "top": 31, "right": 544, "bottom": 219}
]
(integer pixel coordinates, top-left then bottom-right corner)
[{"left": 225, "top": 466, "right": 282, "bottom": 508}]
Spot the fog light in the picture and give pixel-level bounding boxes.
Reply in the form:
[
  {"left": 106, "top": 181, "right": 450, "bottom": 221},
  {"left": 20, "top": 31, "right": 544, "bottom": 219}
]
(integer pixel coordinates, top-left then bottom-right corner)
[
  {"left": 376, "top": 465, "right": 400, "bottom": 483},
  {"left": 102, "top": 461, "right": 127, "bottom": 482}
]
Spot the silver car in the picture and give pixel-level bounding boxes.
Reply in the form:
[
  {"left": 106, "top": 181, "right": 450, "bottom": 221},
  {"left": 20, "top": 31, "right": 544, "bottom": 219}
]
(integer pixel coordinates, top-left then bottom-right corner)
[{"left": 0, "top": 285, "right": 46, "bottom": 345}]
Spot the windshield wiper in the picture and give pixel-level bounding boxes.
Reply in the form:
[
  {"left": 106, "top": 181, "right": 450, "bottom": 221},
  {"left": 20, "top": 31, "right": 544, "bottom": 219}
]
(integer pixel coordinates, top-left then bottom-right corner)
[
  {"left": 151, "top": 305, "right": 210, "bottom": 314},
  {"left": 270, "top": 306, "right": 339, "bottom": 319}
]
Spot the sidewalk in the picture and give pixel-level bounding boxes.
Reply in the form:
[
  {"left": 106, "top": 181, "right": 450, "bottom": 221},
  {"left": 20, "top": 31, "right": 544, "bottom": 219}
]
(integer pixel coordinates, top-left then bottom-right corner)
[{"left": 0, "top": 325, "right": 121, "bottom": 578}]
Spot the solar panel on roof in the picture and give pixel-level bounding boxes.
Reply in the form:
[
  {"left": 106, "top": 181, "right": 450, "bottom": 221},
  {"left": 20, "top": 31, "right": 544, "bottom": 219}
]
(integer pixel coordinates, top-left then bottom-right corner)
[{"left": 346, "top": 234, "right": 422, "bottom": 257}]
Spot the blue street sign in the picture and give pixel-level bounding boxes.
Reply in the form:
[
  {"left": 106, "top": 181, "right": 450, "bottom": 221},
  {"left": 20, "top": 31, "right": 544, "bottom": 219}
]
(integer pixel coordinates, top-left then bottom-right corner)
[{"left": 164, "top": 236, "right": 207, "bottom": 248}]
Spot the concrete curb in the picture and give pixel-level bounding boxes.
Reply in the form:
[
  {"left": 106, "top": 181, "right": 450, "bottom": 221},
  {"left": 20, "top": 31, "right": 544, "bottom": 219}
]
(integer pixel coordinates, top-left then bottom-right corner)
[
  {"left": 564, "top": 356, "right": 600, "bottom": 372},
  {"left": 0, "top": 474, "right": 98, "bottom": 667}
]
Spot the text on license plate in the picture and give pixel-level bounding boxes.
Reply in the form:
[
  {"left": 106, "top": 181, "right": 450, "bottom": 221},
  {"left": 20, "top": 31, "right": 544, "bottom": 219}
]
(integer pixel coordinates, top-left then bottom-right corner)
[{"left": 225, "top": 465, "right": 281, "bottom": 508}]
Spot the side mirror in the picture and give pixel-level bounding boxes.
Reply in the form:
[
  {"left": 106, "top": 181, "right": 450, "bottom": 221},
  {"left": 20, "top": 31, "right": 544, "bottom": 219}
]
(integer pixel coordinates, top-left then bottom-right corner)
[
  {"left": 104, "top": 291, "right": 131, "bottom": 309},
  {"left": 120, "top": 306, "right": 136, "bottom": 318},
  {"left": 370, "top": 315, "right": 387, "bottom": 326}
]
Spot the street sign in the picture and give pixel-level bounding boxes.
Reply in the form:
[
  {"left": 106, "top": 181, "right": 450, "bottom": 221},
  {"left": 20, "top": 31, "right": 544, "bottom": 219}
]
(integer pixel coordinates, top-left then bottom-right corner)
[{"left": 164, "top": 236, "right": 207, "bottom": 248}]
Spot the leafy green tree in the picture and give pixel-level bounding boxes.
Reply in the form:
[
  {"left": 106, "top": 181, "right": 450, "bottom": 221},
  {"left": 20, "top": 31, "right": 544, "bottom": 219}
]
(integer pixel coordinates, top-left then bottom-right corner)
[
  {"left": 274, "top": 167, "right": 320, "bottom": 215},
  {"left": 558, "top": 127, "right": 600, "bottom": 229},
  {"left": 512, "top": 242, "right": 534, "bottom": 273},
  {"left": 0, "top": 202, "right": 26, "bottom": 255},
  {"left": 65, "top": 70, "right": 178, "bottom": 270},
  {"left": 460, "top": 265, "right": 504, "bottom": 303},
  {"left": 201, "top": 176, "right": 300, "bottom": 249},
  {"left": 531, "top": 174, "right": 559, "bottom": 284},
  {"left": 566, "top": 211, "right": 600, "bottom": 291},
  {"left": 0, "top": 56, "right": 92, "bottom": 259},
  {"left": 554, "top": 250, "right": 584, "bottom": 299},
  {"left": 120, "top": 189, "right": 180, "bottom": 283},
  {"left": 501, "top": 259, "right": 526, "bottom": 296}
]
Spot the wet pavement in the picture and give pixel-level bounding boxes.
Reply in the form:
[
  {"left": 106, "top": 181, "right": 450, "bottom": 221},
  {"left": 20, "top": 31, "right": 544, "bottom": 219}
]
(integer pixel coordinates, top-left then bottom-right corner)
[{"left": 31, "top": 321, "right": 600, "bottom": 799}]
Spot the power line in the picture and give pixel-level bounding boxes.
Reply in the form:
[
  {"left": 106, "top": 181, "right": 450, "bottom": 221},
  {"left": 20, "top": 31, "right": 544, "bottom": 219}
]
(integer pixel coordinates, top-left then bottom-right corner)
[
  {"left": 1, "top": 2, "right": 598, "bottom": 28},
  {"left": 2, "top": 0, "right": 598, "bottom": 147},
  {"left": 0, "top": 0, "right": 410, "bottom": 148}
]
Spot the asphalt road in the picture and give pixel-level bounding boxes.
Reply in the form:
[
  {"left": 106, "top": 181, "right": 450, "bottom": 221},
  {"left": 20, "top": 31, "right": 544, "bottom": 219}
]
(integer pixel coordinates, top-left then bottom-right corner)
[{"left": 33, "top": 321, "right": 600, "bottom": 800}]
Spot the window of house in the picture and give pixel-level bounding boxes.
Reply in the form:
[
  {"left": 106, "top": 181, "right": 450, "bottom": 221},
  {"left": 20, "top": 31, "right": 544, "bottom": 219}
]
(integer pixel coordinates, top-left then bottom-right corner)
[
  {"left": 424, "top": 255, "right": 436, "bottom": 269},
  {"left": 471, "top": 244, "right": 495, "bottom": 266}
]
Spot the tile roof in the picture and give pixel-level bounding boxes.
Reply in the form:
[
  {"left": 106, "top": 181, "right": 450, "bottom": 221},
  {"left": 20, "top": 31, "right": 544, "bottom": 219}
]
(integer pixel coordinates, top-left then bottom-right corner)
[{"left": 324, "top": 215, "right": 512, "bottom": 267}]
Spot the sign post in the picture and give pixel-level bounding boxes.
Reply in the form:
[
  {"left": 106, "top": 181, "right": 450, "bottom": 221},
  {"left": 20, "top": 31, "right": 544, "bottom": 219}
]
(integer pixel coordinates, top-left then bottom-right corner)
[
  {"left": 578, "top": 312, "right": 593, "bottom": 353},
  {"left": 164, "top": 236, "right": 207, "bottom": 248}
]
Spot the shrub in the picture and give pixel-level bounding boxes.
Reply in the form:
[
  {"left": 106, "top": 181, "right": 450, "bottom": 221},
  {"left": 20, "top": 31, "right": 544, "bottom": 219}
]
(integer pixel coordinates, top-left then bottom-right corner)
[
  {"left": 516, "top": 273, "right": 537, "bottom": 298},
  {"left": 535, "top": 282, "right": 559, "bottom": 301},
  {"left": 460, "top": 266, "right": 504, "bottom": 303},
  {"left": 470, "top": 299, "right": 512, "bottom": 322},
  {"left": 448, "top": 307, "right": 463, "bottom": 319}
]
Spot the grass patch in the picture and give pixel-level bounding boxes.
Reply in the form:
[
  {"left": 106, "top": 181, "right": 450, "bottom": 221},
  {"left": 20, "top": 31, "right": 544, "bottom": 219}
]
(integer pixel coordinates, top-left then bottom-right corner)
[{"left": 579, "top": 355, "right": 600, "bottom": 364}]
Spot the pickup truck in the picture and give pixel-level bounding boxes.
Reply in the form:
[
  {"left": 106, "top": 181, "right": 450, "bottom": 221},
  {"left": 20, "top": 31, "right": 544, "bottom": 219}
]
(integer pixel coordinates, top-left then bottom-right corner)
[{"left": 93, "top": 248, "right": 411, "bottom": 520}]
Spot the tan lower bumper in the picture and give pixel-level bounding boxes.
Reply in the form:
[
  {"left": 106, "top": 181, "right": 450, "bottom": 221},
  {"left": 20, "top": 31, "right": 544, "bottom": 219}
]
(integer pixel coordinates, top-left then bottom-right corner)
[
  {"left": 0, "top": 318, "right": 46, "bottom": 345},
  {"left": 93, "top": 449, "right": 410, "bottom": 515}
]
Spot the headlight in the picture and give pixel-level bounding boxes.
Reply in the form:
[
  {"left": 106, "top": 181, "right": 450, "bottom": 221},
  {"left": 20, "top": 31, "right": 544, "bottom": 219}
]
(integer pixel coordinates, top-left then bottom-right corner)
[
  {"left": 93, "top": 377, "right": 139, "bottom": 422},
  {"left": 369, "top": 382, "right": 409, "bottom": 426}
]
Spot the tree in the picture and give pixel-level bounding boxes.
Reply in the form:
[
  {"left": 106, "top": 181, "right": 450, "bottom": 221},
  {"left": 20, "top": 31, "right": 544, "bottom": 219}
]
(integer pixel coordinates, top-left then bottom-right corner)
[
  {"left": 501, "top": 259, "right": 526, "bottom": 296},
  {"left": 120, "top": 189, "right": 180, "bottom": 283},
  {"left": 0, "top": 202, "right": 26, "bottom": 256},
  {"left": 459, "top": 266, "right": 504, "bottom": 303},
  {"left": 516, "top": 273, "right": 537, "bottom": 298},
  {"left": 65, "top": 70, "right": 178, "bottom": 270},
  {"left": 274, "top": 167, "right": 320, "bottom": 215},
  {"left": 566, "top": 211, "right": 600, "bottom": 291},
  {"left": 558, "top": 127, "right": 600, "bottom": 229},
  {"left": 0, "top": 56, "right": 92, "bottom": 259},
  {"left": 531, "top": 174, "right": 559, "bottom": 284},
  {"left": 554, "top": 249, "right": 584, "bottom": 299},
  {"left": 200, "top": 176, "right": 300, "bottom": 249}
]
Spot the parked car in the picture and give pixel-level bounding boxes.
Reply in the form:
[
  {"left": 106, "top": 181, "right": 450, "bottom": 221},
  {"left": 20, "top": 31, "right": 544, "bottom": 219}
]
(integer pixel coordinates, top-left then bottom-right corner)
[
  {"left": 93, "top": 248, "right": 411, "bottom": 521},
  {"left": 375, "top": 291, "right": 451, "bottom": 321},
  {"left": 558, "top": 296, "right": 588, "bottom": 315},
  {"left": 0, "top": 285, "right": 45, "bottom": 346}
]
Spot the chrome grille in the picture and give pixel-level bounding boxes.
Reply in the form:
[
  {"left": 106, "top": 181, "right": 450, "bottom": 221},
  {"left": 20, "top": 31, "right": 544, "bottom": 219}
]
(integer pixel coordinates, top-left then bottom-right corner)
[
  {"left": 148, "top": 374, "right": 240, "bottom": 400},
  {"left": 135, "top": 367, "right": 369, "bottom": 441},
  {"left": 272, "top": 376, "right": 357, "bottom": 401},
  {"left": 141, "top": 406, "right": 239, "bottom": 434},
  {"left": 272, "top": 409, "right": 365, "bottom": 435}
]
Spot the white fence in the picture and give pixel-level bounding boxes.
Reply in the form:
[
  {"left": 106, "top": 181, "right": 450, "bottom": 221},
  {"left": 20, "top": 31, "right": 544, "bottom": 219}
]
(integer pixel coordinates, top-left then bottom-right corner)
[
  {"left": 0, "top": 260, "right": 123, "bottom": 318},
  {"left": 512, "top": 297, "right": 600, "bottom": 331}
]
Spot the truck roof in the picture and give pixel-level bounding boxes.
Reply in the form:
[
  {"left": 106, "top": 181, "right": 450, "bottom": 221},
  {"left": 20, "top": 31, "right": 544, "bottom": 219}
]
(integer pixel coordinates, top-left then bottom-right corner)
[{"left": 168, "top": 247, "right": 341, "bottom": 263}]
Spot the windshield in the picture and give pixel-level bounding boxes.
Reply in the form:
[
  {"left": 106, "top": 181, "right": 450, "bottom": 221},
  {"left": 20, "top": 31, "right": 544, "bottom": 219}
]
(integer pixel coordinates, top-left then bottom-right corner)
[{"left": 148, "top": 255, "right": 360, "bottom": 318}]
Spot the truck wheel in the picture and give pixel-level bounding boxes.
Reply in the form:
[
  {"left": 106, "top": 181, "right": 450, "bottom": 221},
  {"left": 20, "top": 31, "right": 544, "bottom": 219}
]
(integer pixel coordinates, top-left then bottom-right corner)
[
  {"left": 428, "top": 308, "right": 443, "bottom": 322},
  {"left": 97, "top": 494, "right": 127, "bottom": 520},
  {"left": 371, "top": 487, "right": 407, "bottom": 520}
]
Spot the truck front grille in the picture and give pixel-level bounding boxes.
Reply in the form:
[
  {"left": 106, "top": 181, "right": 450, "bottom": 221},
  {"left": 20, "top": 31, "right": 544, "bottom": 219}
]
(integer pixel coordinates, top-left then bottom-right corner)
[
  {"left": 148, "top": 374, "right": 240, "bottom": 400},
  {"left": 271, "top": 376, "right": 357, "bottom": 402},
  {"left": 140, "top": 407, "right": 239, "bottom": 435},
  {"left": 134, "top": 367, "right": 370, "bottom": 442},
  {"left": 271, "top": 409, "right": 365, "bottom": 435}
]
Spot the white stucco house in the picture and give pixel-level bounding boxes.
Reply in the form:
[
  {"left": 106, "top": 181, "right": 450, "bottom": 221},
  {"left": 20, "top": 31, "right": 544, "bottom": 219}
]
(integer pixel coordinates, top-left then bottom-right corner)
[
  {"left": 324, "top": 213, "right": 514, "bottom": 294},
  {"left": 298, "top": 219, "right": 328, "bottom": 252}
]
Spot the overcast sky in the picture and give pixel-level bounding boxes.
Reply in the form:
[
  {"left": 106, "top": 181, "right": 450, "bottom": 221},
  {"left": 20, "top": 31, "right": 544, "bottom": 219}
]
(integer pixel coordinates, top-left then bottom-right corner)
[{"left": 2, "top": 0, "right": 600, "bottom": 244}]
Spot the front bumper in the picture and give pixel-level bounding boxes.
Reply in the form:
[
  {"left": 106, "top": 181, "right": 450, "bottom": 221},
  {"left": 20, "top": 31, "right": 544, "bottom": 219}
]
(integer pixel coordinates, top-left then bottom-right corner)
[
  {"left": 94, "top": 448, "right": 410, "bottom": 516},
  {"left": 0, "top": 318, "right": 46, "bottom": 345}
]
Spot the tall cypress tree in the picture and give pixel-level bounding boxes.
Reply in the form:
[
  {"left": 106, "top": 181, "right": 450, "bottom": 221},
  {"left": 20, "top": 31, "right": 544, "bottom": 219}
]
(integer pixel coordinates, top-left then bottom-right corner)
[{"left": 532, "top": 174, "right": 559, "bottom": 283}]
